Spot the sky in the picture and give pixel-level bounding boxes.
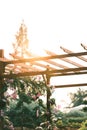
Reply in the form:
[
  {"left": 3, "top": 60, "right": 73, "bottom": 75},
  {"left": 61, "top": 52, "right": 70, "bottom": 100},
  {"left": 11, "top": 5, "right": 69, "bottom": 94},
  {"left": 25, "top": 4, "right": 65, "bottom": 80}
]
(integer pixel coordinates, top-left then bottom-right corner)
[
  {"left": 1, "top": 0, "right": 87, "bottom": 55},
  {"left": 0, "top": 0, "right": 87, "bottom": 109}
]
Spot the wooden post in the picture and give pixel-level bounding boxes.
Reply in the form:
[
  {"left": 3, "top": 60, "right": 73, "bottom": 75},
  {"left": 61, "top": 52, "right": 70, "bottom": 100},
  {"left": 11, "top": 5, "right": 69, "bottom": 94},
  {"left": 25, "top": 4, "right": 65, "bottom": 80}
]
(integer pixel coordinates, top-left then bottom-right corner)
[
  {"left": 0, "top": 49, "right": 5, "bottom": 130},
  {"left": 46, "top": 67, "right": 51, "bottom": 122}
]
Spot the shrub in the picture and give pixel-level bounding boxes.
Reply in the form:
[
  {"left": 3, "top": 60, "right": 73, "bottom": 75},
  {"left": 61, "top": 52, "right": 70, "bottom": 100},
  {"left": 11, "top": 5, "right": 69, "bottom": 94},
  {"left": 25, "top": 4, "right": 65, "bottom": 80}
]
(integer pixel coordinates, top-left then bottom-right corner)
[
  {"left": 79, "top": 120, "right": 87, "bottom": 130},
  {"left": 56, "top": 120, "right": 63, "bottom": 127},
  {"left": 66, "top": 110, "right": 85, "bottom": 117},
  {"left": 69, "top": 122, "right": 81, "bottom": 128}
]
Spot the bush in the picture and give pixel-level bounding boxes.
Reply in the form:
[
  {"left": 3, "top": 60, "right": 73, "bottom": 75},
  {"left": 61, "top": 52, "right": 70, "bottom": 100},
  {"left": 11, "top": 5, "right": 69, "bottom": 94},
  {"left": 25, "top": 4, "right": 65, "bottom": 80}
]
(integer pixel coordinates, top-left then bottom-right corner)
[
  {"left": 69, "top": 122, "right": 81, "bottom": 128},
  {"left": 79, "top": 120, "right": 87, "bottom": 130},
  {"left": 68, "top": 116, "right": 87, "bottom": 124},
  {"left": 66, "top": 110, "right": 85, "bottom": 117},
  {"left": 56, "top": 120, "right": 63, "bottom": 127}
]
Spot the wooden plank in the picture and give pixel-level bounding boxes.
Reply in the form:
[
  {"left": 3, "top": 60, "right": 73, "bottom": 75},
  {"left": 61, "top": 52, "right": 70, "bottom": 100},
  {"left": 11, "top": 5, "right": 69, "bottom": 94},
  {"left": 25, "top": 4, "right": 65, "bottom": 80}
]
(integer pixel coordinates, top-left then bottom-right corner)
[
  {"left": 3, "top": 52, "right": 87, "bottom": 65},
  {"left": 55, "top": 83, "right": 87, "bottom": 88},
  {"left": 60, "top": 46, "right": 87, "bottom": 62},
  {"left": 81, "top": 43, "right": 87, "bottom": 50},
  {"left": 0, "top": 49, "right": 4, "bottom": 58},
  {"left": 61, "top": 58, "right": 83, "bottom": 67},
  {"left": 1, "top": 67, "right": 87, "bottom": 78},
  {"left": 31, "top": 61, "right": 56, "bottom": 70},
  {"left": 45, "top": 49, "right": 84, "bottom": 67},
  {"left": 50, "top": 71, "right": 87, "bottom": 77},
  {"left": 44, "top": 60, "right": 69, "bottom": 69}
]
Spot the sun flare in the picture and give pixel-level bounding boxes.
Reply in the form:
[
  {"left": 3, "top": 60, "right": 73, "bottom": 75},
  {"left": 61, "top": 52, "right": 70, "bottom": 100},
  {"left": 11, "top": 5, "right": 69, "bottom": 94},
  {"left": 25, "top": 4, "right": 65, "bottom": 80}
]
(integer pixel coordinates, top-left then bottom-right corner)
[{"left": 29, "top": 46, "right": 46, "bottom": 57}]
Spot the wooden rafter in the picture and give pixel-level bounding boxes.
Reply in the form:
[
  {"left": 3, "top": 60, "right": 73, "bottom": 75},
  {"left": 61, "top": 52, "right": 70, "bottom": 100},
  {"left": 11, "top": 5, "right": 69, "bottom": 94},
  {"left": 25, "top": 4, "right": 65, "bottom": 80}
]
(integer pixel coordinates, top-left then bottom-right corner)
[
  {"left": 1, "top": 67, "right": 87, "bottom": 78},
  {"left": 45, "top": 49, "right": 84, "bottom": 67},
  {"left": 43, "top": 60, "right": 69, "bottom": 69},
  {"left": 55, "top": 83, "right": 87, "bottom": 88},
  {"left": 81, "top": 43, "right": 87, "bottom": 51},
  {"left": 50, "top": 71, "right": 87, "bottom": 77},
  {"left": 60, "top": 46, "right": 87, "bottom": 62}
]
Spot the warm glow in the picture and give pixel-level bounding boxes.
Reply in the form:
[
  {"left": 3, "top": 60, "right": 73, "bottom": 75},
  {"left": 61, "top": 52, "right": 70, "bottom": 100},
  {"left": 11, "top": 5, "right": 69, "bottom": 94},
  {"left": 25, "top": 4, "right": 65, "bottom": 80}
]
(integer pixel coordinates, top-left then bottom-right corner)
[
  {"left": 29, "top": 39, "right": 60, "bottom": 57},
  {"left": 1, "top": 0, "right": 87, "bottom": 110},
  {"left": 29, "top": 45, "right": 46, "bottom": 57}
]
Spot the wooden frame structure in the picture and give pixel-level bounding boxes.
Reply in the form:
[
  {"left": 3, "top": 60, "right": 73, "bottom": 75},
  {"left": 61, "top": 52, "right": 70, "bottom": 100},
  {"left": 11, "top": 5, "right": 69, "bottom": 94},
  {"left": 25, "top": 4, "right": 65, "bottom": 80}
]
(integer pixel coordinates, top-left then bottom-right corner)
[
  {"left": 0, "top": 44, "right": 87, "bottom": 123},
  {"left": 0, "top": 44, "right": 87, "bottom": 86}
]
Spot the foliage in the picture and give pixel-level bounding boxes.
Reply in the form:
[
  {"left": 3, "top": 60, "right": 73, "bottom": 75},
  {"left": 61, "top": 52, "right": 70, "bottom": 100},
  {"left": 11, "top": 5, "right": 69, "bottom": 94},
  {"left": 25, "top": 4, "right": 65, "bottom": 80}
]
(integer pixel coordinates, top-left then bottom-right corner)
[
  {"left": 6, "top": 99, "right": 46, "bottom": 128},
  {"left": 83, "top": 107, "right": 87, "bottom": 112},
  {"left": 52, "top": 109, "right": 87, "bottom": 128},
  {"left": 0, "top": 98, "right": 7, "bottom": 109},
  {"left": 3, "top": 116, "right": 14, "bottom": 130},
  {"left": 55, "top": 110, "right": 64, "bottom": 118},
  {"left": 3, "top": 76, "right": 48, "bottom": 129},
  {"left": 66, "top": 110, "right": 86, "bottom": 117},
  {"left": 67, "top": 117, "right": 87, "bottom": 123},
  {"left": 55, "top": 113, "right": 81, "bottom": 128},
  {"left": 79, "top": 120, "right": 87, "bottom": 130},
  {"left": 69, "top": 122, "right": 81, "bottom": 128},
  {"left": 64, "top": 110, "right": 87, "bottom": 127},
  {"left": 12, "top": 20, "right": 29, "bottom": 57},
  {"left": 69, "top": 88, "right": 87, "bottom": 107},
  {"left": 5, "top": 76, "right": 47, "bottom": 98},
  {"left": 35, "top": 114, "right": 58, "bottom": 130},
  {"left": 56, "top": 119, "right": 64, "bottom": 127}
]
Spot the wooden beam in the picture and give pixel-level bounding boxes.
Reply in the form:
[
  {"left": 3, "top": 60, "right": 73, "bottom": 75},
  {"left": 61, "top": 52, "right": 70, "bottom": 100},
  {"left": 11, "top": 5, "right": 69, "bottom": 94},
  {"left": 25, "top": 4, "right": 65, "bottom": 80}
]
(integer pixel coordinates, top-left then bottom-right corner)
[
  {"left": 45, "top": 49, "right": 84, "bottom": 67},
  {"left": 31, "top": 61, "right": 56, "bottom": 70},
  {"left": 60, "top": 46, "right": 87, "bottom": 62},
  {"left": 2, "top": 51, "right": 87, "bottom": 65},
  {"left": 1, "top": 67, "right": 87, "bottom": 78},
  {"left": 50, "top": 71, "right": 87, "bottom": 77},
  {"left": 81, "top": 43, "right": 87, "bottom": 51},
  {"left": 55, "top": 83, "right": 87, "bottom": 88},
  {"left": 44, "top": 60, "right": 69, "bottom": 69},
  {"left": 61, "top": 58, "right": 83, "bottom": 67}
]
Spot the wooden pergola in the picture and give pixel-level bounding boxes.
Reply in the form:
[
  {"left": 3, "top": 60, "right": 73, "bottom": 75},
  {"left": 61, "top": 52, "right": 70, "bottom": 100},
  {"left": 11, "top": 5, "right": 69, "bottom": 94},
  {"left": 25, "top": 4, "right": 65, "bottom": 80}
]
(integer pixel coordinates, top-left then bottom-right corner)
[
  {"left": 0, "top": 44, "right": 87, "bottom": 86},
  {"left": 0, "top": 43, "right": 87, "bottom": 122}
]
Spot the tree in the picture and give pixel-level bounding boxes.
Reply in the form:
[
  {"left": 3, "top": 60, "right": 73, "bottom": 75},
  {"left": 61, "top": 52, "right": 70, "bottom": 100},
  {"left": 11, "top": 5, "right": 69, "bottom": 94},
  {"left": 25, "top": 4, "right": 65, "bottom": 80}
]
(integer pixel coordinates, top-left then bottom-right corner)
[
  {"left": 12, "top": 20, "right": 29, "bottom": 57},
  {"left": 69, "top": 88, "right": 87, "bottom": 107}
]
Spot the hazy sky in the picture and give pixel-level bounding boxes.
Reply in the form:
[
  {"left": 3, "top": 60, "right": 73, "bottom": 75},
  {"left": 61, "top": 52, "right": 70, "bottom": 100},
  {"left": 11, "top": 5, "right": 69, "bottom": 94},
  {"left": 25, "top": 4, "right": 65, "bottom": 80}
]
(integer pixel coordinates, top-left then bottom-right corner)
[
  {"left": 0, "top": 0, "right": 87, "bottom": 55},
  {"left": 0, "top": 0, "right": 87, "bottom": 107}
]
